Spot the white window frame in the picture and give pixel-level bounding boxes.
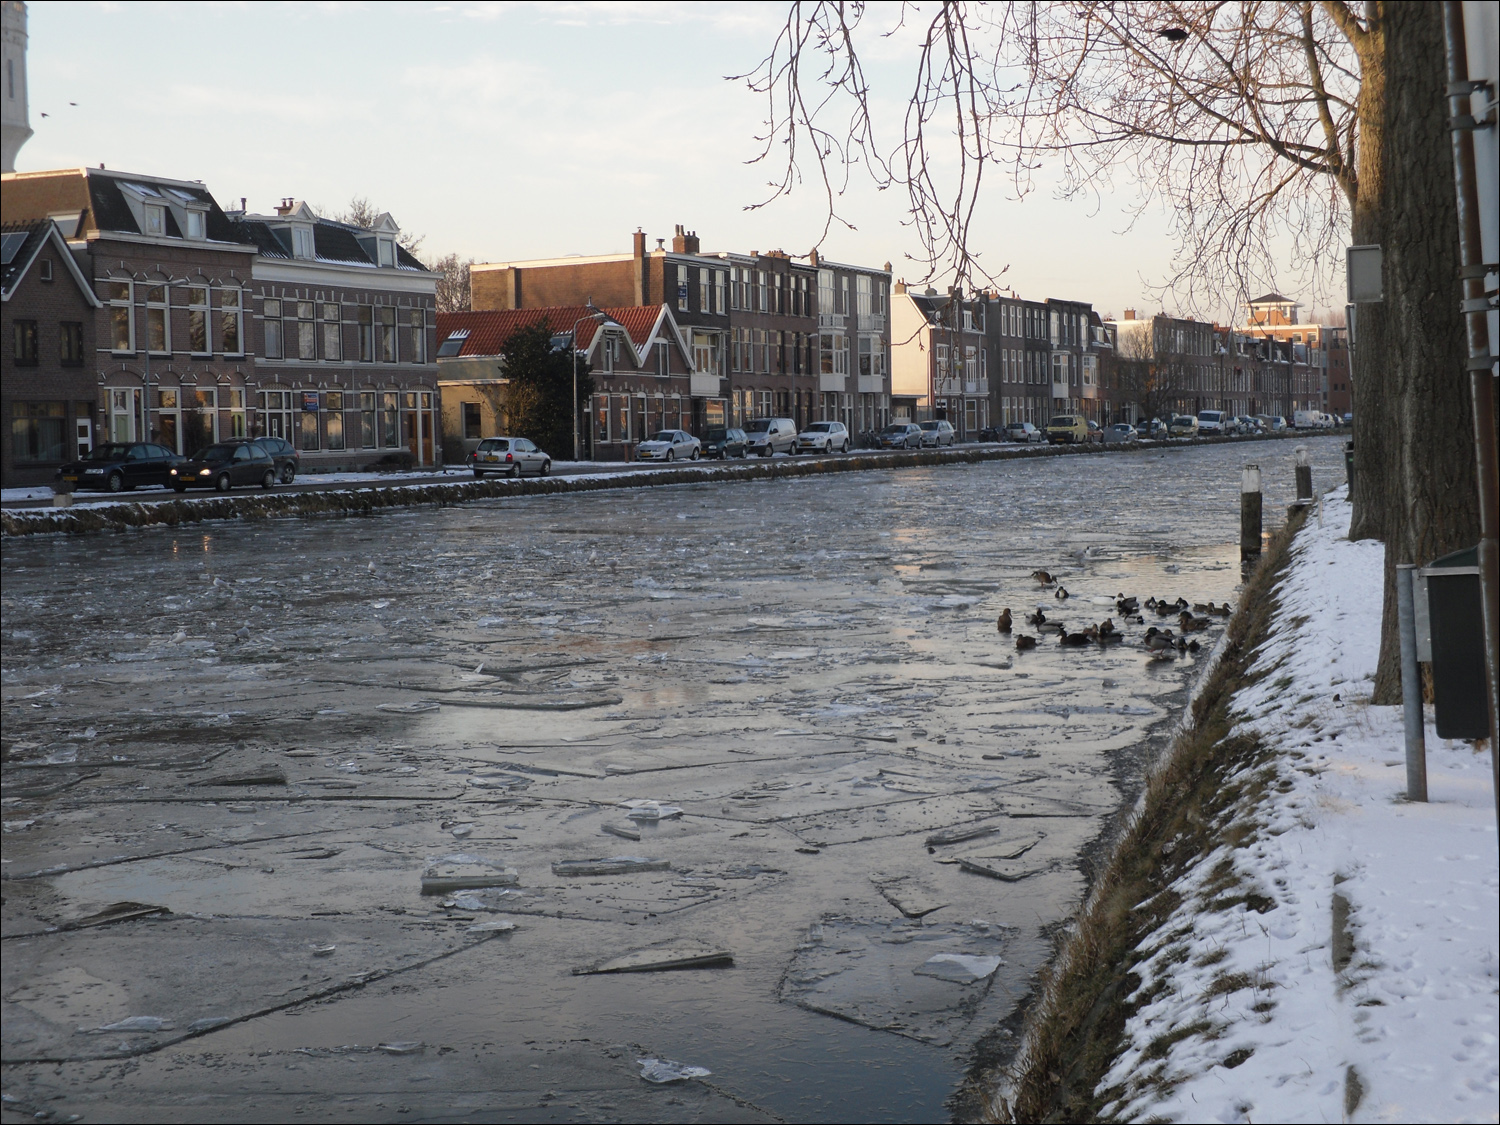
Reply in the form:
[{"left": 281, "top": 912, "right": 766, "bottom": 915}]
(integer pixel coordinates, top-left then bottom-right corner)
[
  {"left": 108, "top": 280, "right": 135, "bottom": 353},
  {"left": 218, "top": 288, "right": 244, "bottom": 356},
  {"left": 292, "top": 225, "right": 314, "bottom": 259},
  {"left": 145, "top": 284, "right": 170, "bottom": 356},
  {"left": 377, "top": 238, "right": 395, "bottom": 267},
  {"left": 186, "top": 285, "right": 211, "bottom": 356},
  {"left": 184, "top": 210, "right": 206, "bottom": 240},
  {"left": 143, "top": 204, "right": 166, "bottom": 236}
]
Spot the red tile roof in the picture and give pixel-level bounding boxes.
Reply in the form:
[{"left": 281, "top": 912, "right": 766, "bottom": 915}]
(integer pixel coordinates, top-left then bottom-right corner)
[{"left": 436, "top": 305, "right": 675, "bottom": 361}]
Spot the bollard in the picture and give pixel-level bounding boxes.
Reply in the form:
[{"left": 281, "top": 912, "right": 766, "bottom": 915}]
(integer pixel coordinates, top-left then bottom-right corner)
[
  {"left": 1240, "top": 464, "right": 1263, "bottom": 561},
  {"left": 1396, "top": 564, "right": 1428, "bottom": 801},
  {"left": 1344, "top": 439, "right": 1354, "bottom": 491},
  {"left": 52, "top": 492, "right": 73, "bottom": 508},
  {"left": 1294, "top": 444, "right": 1313, "bottom": 504}
]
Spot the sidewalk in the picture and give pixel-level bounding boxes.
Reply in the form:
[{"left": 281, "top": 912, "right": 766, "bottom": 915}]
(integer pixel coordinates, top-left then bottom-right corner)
[{"left": 1095, "top": 487, "right": 1498, "bottom": 1122}]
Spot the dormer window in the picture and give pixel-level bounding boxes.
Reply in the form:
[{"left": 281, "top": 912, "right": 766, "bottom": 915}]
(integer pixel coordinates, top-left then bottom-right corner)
[
  {"left": 377, "top": 239, "right": 395, "bottom": 267},
  {"left": 184, "top": 210, "right": 206, "bottom": 239},
  {"left": 292, "top": 226, "right": 314, "bottom": 259},
  {"left": 144, "top": 205, "right": 166, "bottom": 236}
]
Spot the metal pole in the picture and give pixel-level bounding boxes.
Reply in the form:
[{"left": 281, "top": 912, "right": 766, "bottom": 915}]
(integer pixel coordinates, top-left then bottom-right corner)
[
  {"left": 1397, "top": 564, "right": 1429, "bottom": 802},
  {"left": 1241, "top": 464, "right": 1263, "bottom": 562},
  {"left": 1294, "top": 444, "right": 1313, "bottom": 504},
  {"left": 1442, "top": 1, "right": 1500, "bottom": 827}
]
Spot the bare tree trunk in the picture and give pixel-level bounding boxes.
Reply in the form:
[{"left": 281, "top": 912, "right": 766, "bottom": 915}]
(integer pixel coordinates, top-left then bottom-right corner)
[{"left": 1368, "top": 0, "right": 1480, "bottom": 702}]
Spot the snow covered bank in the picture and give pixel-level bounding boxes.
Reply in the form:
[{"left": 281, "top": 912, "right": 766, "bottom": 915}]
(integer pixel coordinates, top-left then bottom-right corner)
[{"left": 998, "top": 487, "right": 1498, "bottom": 1122}]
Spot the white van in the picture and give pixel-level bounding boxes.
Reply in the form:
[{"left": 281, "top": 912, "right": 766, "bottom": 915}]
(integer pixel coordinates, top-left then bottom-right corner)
[
  {"left": 744, "top": 417, "right": 798, "bottom": 456},
  {"left": 1196, "top": 410, "right": 1226, "bottom": 434},
  {"left": 1293, "top": 410, "right": 1322, "bottom": 429}
]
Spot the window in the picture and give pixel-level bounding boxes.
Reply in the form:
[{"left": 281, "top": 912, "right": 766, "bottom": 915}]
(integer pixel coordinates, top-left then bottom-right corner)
[
  {"left": 818, "top": 269, "right": 833, "bottom": 316},
  {"left": 323, "top": 304, "right": 341, "bottom": 361},
  {"left": 227, "top": 388, "right": 247, "bottom": 438},
  {"left": 839, "top": 276, "right": 850, "bottom": 316},
  {"left": 715, "top": 270, "right": 726, "bottom": 316},
  {"left": 378, "top": 239, "right": 395, "bottom": 267},
  {"left": 857, "top": 275, "right": 871, "bottom": 320},
  {"left": 292, "top": 226, "right": 314, "bottom": 258},
  {"left": 60, "top": 321, "right": 84, "bottom": 365},
  {"left": 357, "top": 307, "right": 374, "bottom": 362},
  {"left": 12, "top": 319, "right": 38, "bottom": 365},
  {"left": 378, "top": 307, "right": 396, "bottom": 362},
  {"left": 144, "top": 204, "right": 166, "bottom": 236},
  {"left": 263, "top": 299, "right": 284, "bottom": 358},
  {"left": 186, "top": 286, "right": 210, "bottom": 354},
  {"left": 185, "top": 210, "right": 206, "bottom": 240},
  {"left": 657, "top": 342, "right": 669, "bottom": 378},
  {"left": 11, "top": 401, "right": 67, "bottom": 462},
  {"left": 699, "top": 268, "right": 711, "bottom": 313},
  {"left": 876, "top": 280, "right": 887, "bottom": 316},
  {"left": 409, "top": 309, "right": 425, "bottom": 363},
  {"left": 299, "top": 392, "right": 320, "bottom": 451},
  {"left": 259, "top": 389, "right": 292, "bottom": 439},
  {"left": 219, "top": 289, "right": 243, "bottom": 354},
  {"left": 462, "top": 402, "right": 482, "bottom": 440},
  {"left": 39, "top": 258, "right": 52, "bottom": 282},
  {"left": 963, "top": 307, "right": 975, "bottom": 332},
  {"left": 297, "top": 301, "right": 316, "bottom": 360},
  {"left": 145, "top": 285, "right": 169, "bottom": 353},
  {"left": 381, "top": 392, "right": 399, "bottom": 446},
  {"left": 108, "top": 281, "right": 133, "bottom": 352},
  {"left": 360, "top": 391, "right": 377, "bottom": 447},
  {"left": 757, "top": 270, "right": 768, "bottom": 312}
]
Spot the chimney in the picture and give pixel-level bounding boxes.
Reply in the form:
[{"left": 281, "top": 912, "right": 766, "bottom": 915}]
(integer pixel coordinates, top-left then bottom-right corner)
[
  {"left": 240, "top": 197, "right": 247, "bottom": 212},
  {"left": 683, "top": 229, "right": 700, "bottom": 254},
  {"left": 672, "top": 224, "right": 688, "bottom": 253},
  {"left": 632, "top": 228, "right": 647, "bottom": 306},
  {"left": 894, "top": 281, "right": 907, "bottom": 295},
  {"left": 809, "top": 248, "right": 820, "bottom": 267},
  {"left": 1123, "top": 308, "right": 1136, "bottom": 320},
  {"left": 276, "top": 198, "right": 295, "bottom": 216}
]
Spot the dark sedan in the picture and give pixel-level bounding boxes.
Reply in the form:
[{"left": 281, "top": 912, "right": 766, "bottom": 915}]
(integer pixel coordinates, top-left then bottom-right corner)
[
  {"left": 701, "top": 427, "right": 748, "bottom": 459},
  {"left": 875, "top": 422, "right": 923, "bottom": 449},
  {"left": 57, "top": 443, "right": 181, "bottom": 492},
  {"left": 253, "top": 436, "right": 299, "bottom": 483},
  {"left": 170, "top": 441, "right": 277, "bottom": 492}
]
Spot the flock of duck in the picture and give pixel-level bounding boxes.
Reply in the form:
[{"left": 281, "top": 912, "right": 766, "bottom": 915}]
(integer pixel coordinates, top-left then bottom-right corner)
[{"left": 997, "top": 569, "right": 1233, "bottom": 658}]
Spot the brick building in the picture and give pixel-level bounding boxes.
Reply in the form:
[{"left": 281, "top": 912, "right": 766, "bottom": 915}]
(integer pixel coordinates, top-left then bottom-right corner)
[
  {"left": 469, "top": 226, "right": 891, "bottom": 434},
  {"left": 1237, "top": 292, "right": 1333, "bottom": 414},
  {"left": 435, "top": 304, "right": 697, "bottom": 462},
  {"left": 234, "top": 200, "right": 439, "bottom": 467},
  {"left": 889, "top": 285, "right": 990, "bottom": 436},
  {"left": 1, "top": 218, "right": 100, "bottom": 486}
]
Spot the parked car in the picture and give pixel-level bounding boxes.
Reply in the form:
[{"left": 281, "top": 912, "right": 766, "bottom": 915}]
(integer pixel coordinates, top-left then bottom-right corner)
[
  {"left": 1168, "top": 414, "right": 1200, "bottom": 437},
  {"left": 701, "top": 426, "right": 748, "bottom": 459},
  {"left": 976, "top": 425, "right": 1002, "bottom": 442},
  {"left": 1103, "top": 423, "right": 1138, "bottom": 444},
  {"left": 469, "top": 436, "right": 551, "bottom": 478},
  {"left": 795, "top": 421, "right": 850, "bottom": 454},
  {"left": 170, "top": 441, "right": 277, "bottom": 492},
  {"left": 636, "top": 430, "right": 701, "bottom": 462},
  {"left": 1253, "top": 414, "right": 1288, "bottom": 432},
  {"left": 1232, "top": 415, "right": 1263, "bottom": 434},
  {"left": 252, "top": 436, "right": 299, "bottom": 483},
  {"left": 1045, "top": 414, "right": 1089, "bottom": 444},
  {"left": 56, "top": 442, "right": 181, "bottom": 492},
  {"left": 1141, "top": 417, "right": 1169, "bottom": 439},
  {"left": 1086, "top": 419, "right": 1104, "bottom": 443},
  {"left": 1292, "top": 410, "right": 1322, "bottom": 430},
  {"left": 744, "top": 418, "right": 798, "bottom": 456},
  {"left": 1196, "top": 410, "right": 1227, "bottom": 435},
  {"left": 876, "top": 422, "right": 923, "bottom": 449},
  {"left": 918, "top": 419, "right": 957, "bottom": 447},
  {"left": 1002, "top": 421, "right": 1043, "bottom": 444}
]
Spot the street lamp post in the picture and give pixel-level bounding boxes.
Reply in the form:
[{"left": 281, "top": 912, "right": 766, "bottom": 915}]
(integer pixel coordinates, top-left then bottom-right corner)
[{"left": 571, "top": 304, "right": 608, "bottom": 463}]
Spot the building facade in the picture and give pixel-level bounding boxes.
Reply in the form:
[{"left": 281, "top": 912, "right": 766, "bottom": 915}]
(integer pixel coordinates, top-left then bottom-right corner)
[
  {"left": 810, "top": 253, "right": 891, "bottom": 436},
  {"left": 1, "top": 168, "right": 440, "bottom": 471},
  {"left": 436, "top": 304, "right": 697, "bottom": 462},
  {"left": 890, "top": 285, "right": 990, "bottom": 436},
  {"left": 2, "top": 218, "right": 101, "bottom": 486}
]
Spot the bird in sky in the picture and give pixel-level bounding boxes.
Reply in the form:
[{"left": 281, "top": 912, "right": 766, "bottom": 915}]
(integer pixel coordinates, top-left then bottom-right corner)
[{"left": 1156, "top": 27, "right": 1189, "bottom": 42}]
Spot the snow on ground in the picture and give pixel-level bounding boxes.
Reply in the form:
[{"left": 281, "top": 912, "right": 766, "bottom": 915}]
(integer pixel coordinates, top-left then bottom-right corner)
[{"left": 1098, "top": 486, "right": 1499, "bottom": 1124}]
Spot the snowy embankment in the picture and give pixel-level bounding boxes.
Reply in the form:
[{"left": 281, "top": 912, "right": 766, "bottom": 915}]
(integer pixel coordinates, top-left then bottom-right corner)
[{"left": 1093, "top": 487, "right": 1498, "bottom": 1122}]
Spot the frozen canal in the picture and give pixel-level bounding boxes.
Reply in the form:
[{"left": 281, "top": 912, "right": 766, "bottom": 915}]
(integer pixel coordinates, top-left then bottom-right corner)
[{"left": 1, "top": 437, "right": 1346, "bottom": 1123}]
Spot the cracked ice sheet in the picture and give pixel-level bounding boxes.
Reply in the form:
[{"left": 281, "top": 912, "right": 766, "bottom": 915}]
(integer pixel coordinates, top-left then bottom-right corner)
[{"left": 1096, "top": 486, "right": 1499, "bottom": 1124}]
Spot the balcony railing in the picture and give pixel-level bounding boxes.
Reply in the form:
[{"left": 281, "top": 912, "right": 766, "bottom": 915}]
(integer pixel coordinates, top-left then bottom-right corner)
[{"left": 818, "top": 313, "right": 846, "bottom": 329}]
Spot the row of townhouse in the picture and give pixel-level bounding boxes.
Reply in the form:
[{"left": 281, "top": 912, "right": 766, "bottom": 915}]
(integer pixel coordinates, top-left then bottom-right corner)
[
  {"left": 2, "top": 166, "right": 438, "bottom": 487},
  {"left": 447, "top": 226, "right": 896, "bottom": 452}
]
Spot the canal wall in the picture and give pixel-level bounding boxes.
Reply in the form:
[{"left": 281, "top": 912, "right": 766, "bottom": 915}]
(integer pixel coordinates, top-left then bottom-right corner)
[
  {"left": 980, "top": 503, "right": 1311, "bottom": 1122},
  {"left": 1, "top": 432, "right": 1320, "bottom": 537}
]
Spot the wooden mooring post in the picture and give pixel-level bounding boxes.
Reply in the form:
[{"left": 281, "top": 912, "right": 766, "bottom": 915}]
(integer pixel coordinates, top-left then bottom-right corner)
[{"left": 1241, "top": 464, "right": 1263, "bottom": 561}]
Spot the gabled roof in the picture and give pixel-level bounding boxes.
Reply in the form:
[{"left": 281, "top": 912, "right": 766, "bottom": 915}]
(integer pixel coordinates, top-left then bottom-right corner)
[
  {"left": 436, "top": 305, "right": 692, "bottom": 370},
  {"left": 234, "top": 210, "right": 430, "bottom": 272},
  {"left": 1247, "top": 292, "right": 1297, "bottom": 305},
  {"left": 1, "top": 219, "right": 104, "bottom": 305}
]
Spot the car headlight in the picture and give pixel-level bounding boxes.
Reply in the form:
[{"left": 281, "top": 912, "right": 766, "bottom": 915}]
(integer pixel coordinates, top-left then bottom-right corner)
[
  {"left": 199, "top": 468, "right": 212, "bottom": 476},
  {"left": 170, "top": 468, "right": 178, "bottom": 476}
]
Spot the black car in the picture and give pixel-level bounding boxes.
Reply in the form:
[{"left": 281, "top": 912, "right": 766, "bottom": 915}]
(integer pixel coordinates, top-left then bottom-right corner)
[
  {"left": 57, "top": 442, "right": 181, "bottom": 492},
  {"left": 701, "top": 426, "right": 748, "bottom": 459},
  {"left": 170, "top": 441, "right": 277, "bottom": 492},
  {"left": 253, "top": 436, "right": 299, "bottom": 483}
]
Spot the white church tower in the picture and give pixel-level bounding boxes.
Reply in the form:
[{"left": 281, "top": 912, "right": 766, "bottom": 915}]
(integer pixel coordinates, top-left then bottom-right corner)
[{"left": 2, "top": 1, "right": 31, "bottom": 173}]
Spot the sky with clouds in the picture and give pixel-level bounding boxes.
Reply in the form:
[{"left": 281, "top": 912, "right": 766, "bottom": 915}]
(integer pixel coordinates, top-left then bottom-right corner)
[{"left": 18, "top": 1, "right": 1339, "bottom": 321}]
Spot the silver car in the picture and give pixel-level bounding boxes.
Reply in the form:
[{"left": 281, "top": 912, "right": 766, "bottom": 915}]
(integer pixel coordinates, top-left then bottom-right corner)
[
  {"left": 636, "top": 430, "right": 701, "bottom": 462},
  {"left": 919, "top": 419, "right": 957, "bottom": 447},
  {"left": 469, "top": 436, "right": 551, "bottom": 478},
  {"left": 795, "top": 421, "right": 850, "bottom": 454},
  {"left": 1104, "top": 423, "right": 1138, "bottom": 444}
]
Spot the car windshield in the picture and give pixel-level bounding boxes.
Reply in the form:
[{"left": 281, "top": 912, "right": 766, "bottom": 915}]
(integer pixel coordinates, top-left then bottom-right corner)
[
  {"left": 650, "top": 432, "right": 679, "bottom": 443},
  {"left": 477, "top": 439, "right": 509, "bottom": 451},
  {"left": 82, "top": 444, "right": 132, "bottom": 461},
  {"left": 744, "top": 420, "right": 771, "bottom": 433},
  {"left": 704, "top": 428, "right": 728, "bottom": 440},
  {"left": 880, "top": 424, "right": 907, "bottom": 434},
  {"left": 1048, "top": 416, "right": 1073, "bottom": 427},
  {"left": 806, "top": 423, "right": 831, "bottom": 432},
  {"left": 195, "top": 444, "right": 238, "bottom": 461}
]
